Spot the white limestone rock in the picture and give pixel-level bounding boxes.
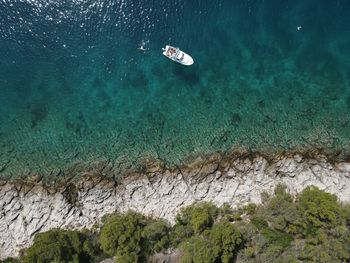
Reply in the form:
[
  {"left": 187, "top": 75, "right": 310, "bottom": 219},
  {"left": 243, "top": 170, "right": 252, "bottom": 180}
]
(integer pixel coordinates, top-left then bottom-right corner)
[{"left": 1, "top": 153, "right": 350, "bottom": 259}]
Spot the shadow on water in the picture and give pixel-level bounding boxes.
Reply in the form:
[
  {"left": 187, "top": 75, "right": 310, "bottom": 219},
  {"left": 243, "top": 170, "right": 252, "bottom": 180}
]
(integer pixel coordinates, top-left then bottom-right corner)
[
  {"left": 151, "top": 62, "right": 169, "bottom": 82},
  {"left": 346, "top": 96, "right": 350, "bottom": 109},
  {"left": 29, "top": 104, "right": 47, "bottom": 128},
  {"left": 211, "top": 26, "right": 231, "bottom": 49},
  {"left": 296, "top": 45, "right": 346, "bottom": 99},
  {"left": 230, "top": 113, "right": 242, "bottom": 127},
  {"left": 14, "top": 78, "right": 33, "bottom": 98},
  {"left": 92, "top": 78, "right": 111, "bottom": 110},
  {"left": 92, "top": 78, "right": 105, "bottom": 90},
  {"left": 64, "top": 110, "right": 88, "bottom": 137},
  {"left": 123, "top": 66, "right": 149, "bottom": 91},
  {"left": 172, "top": 64, "right": 200, "bottom": 86}
]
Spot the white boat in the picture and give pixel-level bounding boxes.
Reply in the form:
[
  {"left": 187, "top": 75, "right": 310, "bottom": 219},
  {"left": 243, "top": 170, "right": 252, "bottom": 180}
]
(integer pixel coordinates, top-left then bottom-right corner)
[{"left": 162, "top": 45, "right": 194, "bottom": 66}]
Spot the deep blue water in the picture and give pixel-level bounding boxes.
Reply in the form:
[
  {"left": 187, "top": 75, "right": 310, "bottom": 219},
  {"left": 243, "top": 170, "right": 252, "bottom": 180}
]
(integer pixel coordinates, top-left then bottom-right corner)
[{"left": 1, "top": 0, "right": 350, "bottom": 178}]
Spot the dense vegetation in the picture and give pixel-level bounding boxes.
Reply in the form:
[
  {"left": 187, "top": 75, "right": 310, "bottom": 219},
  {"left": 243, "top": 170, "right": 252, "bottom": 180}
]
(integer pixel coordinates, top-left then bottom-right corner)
[{"left": 3, "top": 185, "right": 350, "bottom": 263}]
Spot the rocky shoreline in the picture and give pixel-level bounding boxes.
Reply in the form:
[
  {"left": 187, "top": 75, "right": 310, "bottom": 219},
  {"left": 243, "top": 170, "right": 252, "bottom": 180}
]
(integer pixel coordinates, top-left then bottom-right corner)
[{"left": 1, "top": 150, "right": 350, "bottom": 259}]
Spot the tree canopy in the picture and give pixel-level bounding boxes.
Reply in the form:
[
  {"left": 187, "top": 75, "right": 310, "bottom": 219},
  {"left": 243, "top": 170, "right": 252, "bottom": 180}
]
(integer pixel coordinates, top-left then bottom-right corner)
[
  {"left": 22, "top": 229, "right": 103, "bottom": 263},
  {"left": 99, "top": 211, "right": 170, "bottom": 262}
]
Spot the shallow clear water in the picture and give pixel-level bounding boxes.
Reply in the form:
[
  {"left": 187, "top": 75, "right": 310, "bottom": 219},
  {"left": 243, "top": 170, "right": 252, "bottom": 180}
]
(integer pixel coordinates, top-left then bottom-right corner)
[{"left": 1, "top": 0, "right": 350, "bottom": 177}]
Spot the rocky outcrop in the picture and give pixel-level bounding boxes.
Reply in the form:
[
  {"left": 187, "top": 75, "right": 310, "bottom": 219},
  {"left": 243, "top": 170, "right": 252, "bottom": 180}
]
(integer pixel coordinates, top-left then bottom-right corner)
[{"left": 1, "top": 151, "right": 350, "bottom": 259}]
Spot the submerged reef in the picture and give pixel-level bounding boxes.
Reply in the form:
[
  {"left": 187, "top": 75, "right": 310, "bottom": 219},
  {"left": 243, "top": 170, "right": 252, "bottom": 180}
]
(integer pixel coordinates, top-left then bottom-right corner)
[
  {"left": 1, "top": 1, "right": 350, "bottom": 181},
  {"left": 1, "top": 149, "right": 350, "bottom": 259}
]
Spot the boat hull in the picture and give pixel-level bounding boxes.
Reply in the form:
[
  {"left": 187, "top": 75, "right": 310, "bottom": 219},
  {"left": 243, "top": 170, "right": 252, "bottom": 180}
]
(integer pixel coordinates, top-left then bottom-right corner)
[{"left": 162, "top": 45, "right": 194, "bottom": 66}]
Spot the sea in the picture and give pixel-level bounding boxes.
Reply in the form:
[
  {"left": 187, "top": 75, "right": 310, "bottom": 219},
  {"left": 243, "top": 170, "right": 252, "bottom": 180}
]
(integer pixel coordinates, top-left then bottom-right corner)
[{"left": 1, "top": 0, "right": 350, "bottom": 178}]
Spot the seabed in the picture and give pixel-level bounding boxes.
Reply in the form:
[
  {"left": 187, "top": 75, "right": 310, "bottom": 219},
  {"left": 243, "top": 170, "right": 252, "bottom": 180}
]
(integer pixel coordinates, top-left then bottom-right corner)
[{"left": 0, "top": 0, "right": 350, "bottom": 180}]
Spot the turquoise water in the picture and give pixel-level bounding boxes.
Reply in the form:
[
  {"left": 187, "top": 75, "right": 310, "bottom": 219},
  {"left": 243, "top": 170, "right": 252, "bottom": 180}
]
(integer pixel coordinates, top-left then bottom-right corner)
[{"left": 1, "top": 0, "right": 350, "bottom": 178}]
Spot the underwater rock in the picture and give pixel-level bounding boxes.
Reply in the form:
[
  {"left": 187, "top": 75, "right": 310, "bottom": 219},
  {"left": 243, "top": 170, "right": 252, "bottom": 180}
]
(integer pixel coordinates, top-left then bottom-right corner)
[{"left": 1, "top": 151, "right": 350, "bottom": 259}]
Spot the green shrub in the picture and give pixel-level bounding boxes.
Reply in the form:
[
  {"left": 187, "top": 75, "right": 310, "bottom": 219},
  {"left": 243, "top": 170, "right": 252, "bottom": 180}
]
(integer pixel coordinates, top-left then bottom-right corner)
[
  {"left": 171, "top": 202, "right": 219, "bottom": 246},
  {"left": 244, "top": 247, "right": 255, "bottom": 259},
  {"left": 209, "top": 221, "right": 244, "bottom": 263},
  {"left": 273, "top": 255, "right": 299, "bottom": 263},
  {"left": 220, "top": 203, "right": 234, "bottom": 215},
  {"left": 170, "top": 224, "right": 194, "bottom": 246},
  {"left": 141, "top": 219, "right": 170, "bottom": 253},
  {"left": 100, "top": 212, "right": 145, "bottom": 261},
  {"left": 299, "top": 229, "right": 350, "bottom": 263},
  {"left": 22, "top": 229, "right": 100, "bottom": 263},
  {"left": 180, "top": 236, "right": 216, "bottom": 263},
  {"left": 0, "top": 258, "right": 19, "bottom": 263},
  {"left": 99, "top": 211, "right": 169, "bottom": 262},
  {"left": 220, "top": 203, "right": 241, "bottom": 221},
  {"left": 293, "top": 186, "right": 342, "bottom": 236},
  {"left": 258, "top": 245, "right": 285, "bottom": 262},
  {"left": 264, "top": 184, "right": 297, "bottom": 232},
  {"left": 261, "top": 228, "right": 293, "bottom": 249},
  {"left": 175, "top": 202, "right": 219, "bottom": 234},
  {"left": 180, "top": 220, "right": 244, "bottom": 263},
  {"left": 251, "top": 216, "right": 268, "bottom": 230},
  {"left": 244, "top": 203, "right": 257, "bottom": 215}
]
